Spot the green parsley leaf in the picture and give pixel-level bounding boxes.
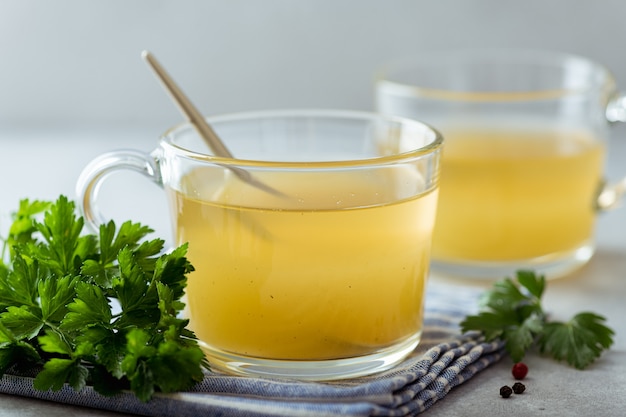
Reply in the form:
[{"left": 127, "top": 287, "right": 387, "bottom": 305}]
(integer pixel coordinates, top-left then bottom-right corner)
[
  {"left": 83, "top": 220, "right": 157, "bottom": 289},
  {"left": 32, "top": 196, "right": 91, "bottom": 277},
  {"left": 38, "top": 330, "right": 73, "bottom": 355},
  {"left": 461, "top": 270, "right": 614, "bottom": 369},
  {"left": 38, "top": 275, "right": 79, "bottom": 323},
  {"left": 1, "top": 199, "right": 50, "bottom": 264},
  {"left": 0, "top": 250, "right": 42, "bottom": 310},
  {"left": 99, "top": 220, "right": 154, "bottom": 265},
  {"left": 61, "top": 282, "right": 112, "bottom": 331},
  {"left": 34, "top": 358, "right": 87, "bottom": 392},
  {"left": 501, "top": 314, "right": 543, "bottom": 363},
  {"left": 516, "top": 269, "right": 545, "bottom": 299},
  {"left": 0, "top": 195, "right": 207, "bottom": 401},
  {"left": 0, "top": 306, "right": 43, "bottom": 340},
  {"left": 538, "top": 312, "right": 615, "bottom": 369}
]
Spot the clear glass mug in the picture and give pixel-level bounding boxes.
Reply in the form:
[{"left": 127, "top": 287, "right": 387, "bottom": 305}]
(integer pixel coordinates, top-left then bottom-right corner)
[
  {"left": 376, "top": 49, "right": 625, "bottom": 280},
  {"left": 76, "top": 110, "right": 443, "bottom": 380}
]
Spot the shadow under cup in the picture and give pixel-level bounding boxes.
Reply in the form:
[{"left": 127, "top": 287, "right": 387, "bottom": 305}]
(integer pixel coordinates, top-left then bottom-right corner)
[
  {"left": 376, "top": 50, "right": 617, "bottom": 280},
  {"left": 85, "top": 110, "right": 443, "bottom": 380}
]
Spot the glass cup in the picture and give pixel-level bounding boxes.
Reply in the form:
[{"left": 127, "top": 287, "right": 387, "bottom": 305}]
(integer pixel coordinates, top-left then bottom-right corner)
[
  {"left": 76, "top": 109, "right": 443, "bottom": 380},
  {"left": 376, "top": 49, "right": 626, "bottom": 280}
]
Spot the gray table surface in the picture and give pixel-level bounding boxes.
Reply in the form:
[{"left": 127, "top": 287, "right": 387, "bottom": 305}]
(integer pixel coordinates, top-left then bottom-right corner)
[{"left": 0, "top": 127, "right": 625, "bottom": 416}]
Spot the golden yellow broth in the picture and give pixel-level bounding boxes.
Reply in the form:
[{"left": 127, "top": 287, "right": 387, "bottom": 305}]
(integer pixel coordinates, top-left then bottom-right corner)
[
  {"left": 170, "top": 169, "right": 438, "bottom": 360},
  {"left": 432, "top": 127, "right": 605, "bottom": 262}
]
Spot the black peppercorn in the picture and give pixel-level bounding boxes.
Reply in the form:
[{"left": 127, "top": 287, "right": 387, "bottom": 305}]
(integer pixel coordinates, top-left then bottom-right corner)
[
  {"left": 512, "top": 382, "right": 526, "bottom": 394},
  {"left": 499, "top": 385, "right": 513, "bottom": 398}
]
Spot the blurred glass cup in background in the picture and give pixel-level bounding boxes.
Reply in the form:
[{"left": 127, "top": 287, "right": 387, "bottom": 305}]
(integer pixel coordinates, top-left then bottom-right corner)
[{"left": 376, "top": 49, "right": 626, "bottom": 280}]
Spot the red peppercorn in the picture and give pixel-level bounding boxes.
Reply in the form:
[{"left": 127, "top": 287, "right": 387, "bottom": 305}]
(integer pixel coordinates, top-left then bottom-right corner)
[{"left": 512, "top": 362, "right": 528, "bottom": 380}]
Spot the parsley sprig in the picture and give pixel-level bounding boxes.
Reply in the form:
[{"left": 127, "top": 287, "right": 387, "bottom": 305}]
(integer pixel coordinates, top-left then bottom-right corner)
[
  {"left": 461, "top": 270, "right": 614, "bottom": 369},
  {"left": 0, "top": 196, "right": 207, "bottom": 401}
]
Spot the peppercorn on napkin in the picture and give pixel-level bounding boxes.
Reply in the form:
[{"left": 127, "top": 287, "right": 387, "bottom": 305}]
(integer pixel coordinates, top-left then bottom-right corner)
[{"left": 0, "top": 280, "right": 505, "bottom": 417}]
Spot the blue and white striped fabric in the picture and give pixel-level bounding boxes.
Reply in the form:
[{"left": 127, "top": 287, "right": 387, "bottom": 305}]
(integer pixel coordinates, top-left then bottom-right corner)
[{"left": 0, "top": 280, "right": 505, "bottom": 417}]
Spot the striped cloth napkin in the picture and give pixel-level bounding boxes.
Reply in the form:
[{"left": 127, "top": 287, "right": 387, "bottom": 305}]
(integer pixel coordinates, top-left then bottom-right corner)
[{"left": 0, "top": 280, "right": 505, "bottom": 417}]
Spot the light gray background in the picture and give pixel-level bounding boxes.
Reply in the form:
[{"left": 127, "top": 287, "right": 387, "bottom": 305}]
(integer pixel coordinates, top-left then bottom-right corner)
[
  {"left": 1, "top": 2, "right": 626, "bottom": 416},
  {"left": 2, "top": 0, "right": 626, "bottom": 131},
  {"left": 4, "top": 0, "right": 624, "bottom": 236}
]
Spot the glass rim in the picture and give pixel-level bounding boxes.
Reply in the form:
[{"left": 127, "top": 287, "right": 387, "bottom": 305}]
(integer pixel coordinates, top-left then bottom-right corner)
[
  {"left": 376, "top": 48, "right": 616, "bottom": 102},
  {"left": 159, "top": 109, "right": 444, "bottom": 168}
]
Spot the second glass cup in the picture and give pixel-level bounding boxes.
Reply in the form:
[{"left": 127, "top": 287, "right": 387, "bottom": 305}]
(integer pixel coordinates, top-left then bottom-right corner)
[
  {"left": 76, "top": 110, "right": 443, "bottom": 380},
  {"left": 376, "top": 49, "right": 626, "bottom": 280}
]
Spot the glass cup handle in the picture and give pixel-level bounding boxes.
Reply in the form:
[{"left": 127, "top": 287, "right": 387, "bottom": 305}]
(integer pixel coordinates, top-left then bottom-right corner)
[
  {"left": 606, "top": 92, "right": 626, "bottom": 123},
  {"left": 597, "top": 94, "right": 626, "bottom": 210},
  {"left": 596, "top": 178, "right": 626, "bottom": 211},
  {"left": 75, "top": 149, "right": 161, "bottom": 232}
]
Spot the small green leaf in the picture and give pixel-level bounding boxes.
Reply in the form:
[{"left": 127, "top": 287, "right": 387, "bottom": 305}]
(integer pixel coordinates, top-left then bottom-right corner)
[
  {"left": 0, "top": 321, "right": 15, "bottom": 344},
  {"left": 76, "top": 327, "right": 125, "bottom": 378},
  {"left": 133, "top": 239, "right": 165, "bottom": 272},
  {"left": 34, "top": 358, "right": 76, "bottom": 391},
  {"left": 80, "top": 259, "right": 111, "bottom": 288},
  {"left": 96, "top": 341, "right": 125, "bottom": 378},
  {"left": 129, "top": 361, "right": 155, "bottom": 403},
  {"left": 503, "top": 320, "right": 537, "bottom": 363},
  {"left": 99, "top": 221, "right": 154, "bottom": 266},
  {"left": 516, "top": 270, "right": 545, "bottom": 299},
  {"left": 482, "top": 278, "right": 526, "bottom": 314},
  {"left": 152, "top": 340, "right": 206, "bottom": 392},
  {"left": 461, "top": 311, "right": 516, "bottom": 341},
  {"left": 122, "top": 329, "right": 158, "bottom": 402},
  {"left": 124, "top": 329, "right": 155, "bottom": 361},
  {"left": 61, "top": 282, "right": 112, "bottom": 331},
  {"left": 113, "top": 248, "right": 154, "bottom": 311},
  {"left": 0, "top": 306, "right": 43, "bottom": 340},
  {"left": 38, "top": 330, "right": 73, "bottom": 355},
  {"left": 0, "top": 252, "right": 42, "bottom": 309},
  {"left": 153, "top": 244, "right": 193, "bottom": 301},
  {"left": 157, "top": 282, "right": 185, "bottom": 323},
  {"left": 68, "top": 362, "right": 90, "bottom": 392},
  {"left": 538, "top": 312, "right": 614, "bottom": 369},
  {"left": 34, "top": 196, "right": 85, "bottom": 276},
  {"left": 38, "top": 275, "right": 78, "bottom": 323},
  {"left": 97, "top": 221, "right": 118, "bottom": 265},
  {"left": 35, "top": 358, "right": 89, "bottom": 393},
  {"left": 4, "top": 199, "right": 51, "bottom": 250}
]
